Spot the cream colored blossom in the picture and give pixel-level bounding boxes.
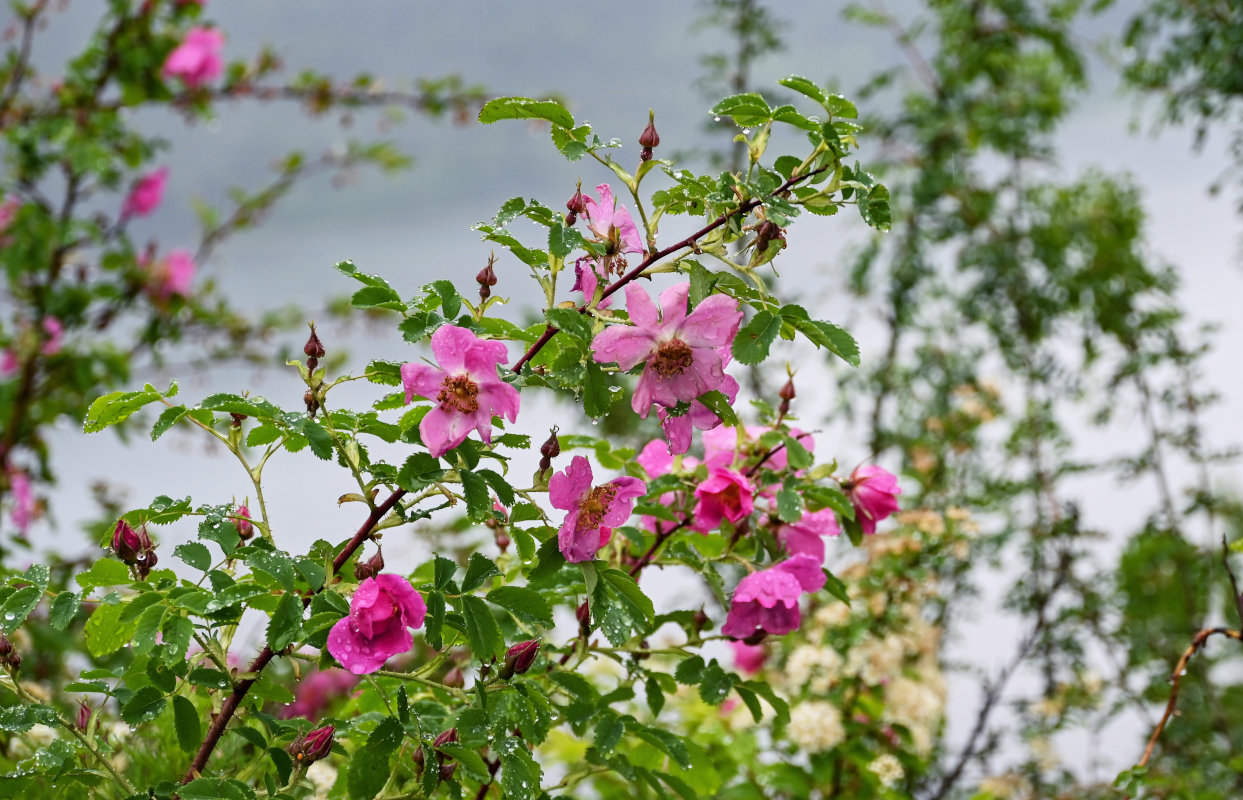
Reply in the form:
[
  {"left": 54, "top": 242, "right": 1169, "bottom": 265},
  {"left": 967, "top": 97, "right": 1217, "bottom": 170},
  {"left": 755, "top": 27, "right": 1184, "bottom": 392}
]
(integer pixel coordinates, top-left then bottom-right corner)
[
  {"left": 785, "top": 645, "right": 843, "bottom": 694},
  {"left": 787, "top": 701, "right": 845, "bottom": 752},
  {"left": 1029, "top": 736, "right": 1058, "bottom": 771},
  {"left": 977, "top": 772, "right": 1030, "bottom": 799},
  {"left": 847, "top": 635, "right": 907, "bottom": 685},
  {"left": 867, "top": 753, "right": 905, "bottom": 787},
  {"left": 813, "top": 601, "right": 852, "bottom": 628},
  {"left": 307, "top": 760, "right": 338, "bottom": 799}
]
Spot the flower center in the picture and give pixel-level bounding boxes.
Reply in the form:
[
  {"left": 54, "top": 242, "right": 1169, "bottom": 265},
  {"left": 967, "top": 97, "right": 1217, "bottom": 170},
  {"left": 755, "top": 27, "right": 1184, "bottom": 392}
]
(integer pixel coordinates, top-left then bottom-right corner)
[
  {"left": 577, "top": 484, "right": 618, "bottom": 530},
  {"left": 437, "top": 374, "right": 480, "bottom": 413},
  {"left": 651, "top": 339, "right": 694, "bottom": 378}
]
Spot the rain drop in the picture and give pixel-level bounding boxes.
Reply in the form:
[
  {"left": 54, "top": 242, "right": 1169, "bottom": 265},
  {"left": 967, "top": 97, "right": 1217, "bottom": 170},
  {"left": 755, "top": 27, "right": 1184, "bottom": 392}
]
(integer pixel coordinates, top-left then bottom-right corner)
[
  {"left": 713, "top": 115, "right": 721, "bottom": 122},
  {"left": 742, "top": 128, "right": 752, "bottom": 135}
]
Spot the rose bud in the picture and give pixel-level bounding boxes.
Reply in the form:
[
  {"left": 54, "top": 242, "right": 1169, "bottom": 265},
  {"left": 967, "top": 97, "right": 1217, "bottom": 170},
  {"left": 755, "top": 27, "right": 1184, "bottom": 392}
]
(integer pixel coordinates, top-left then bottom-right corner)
[
  {"left": 565, "top": 185, "right": 587, "bottom": 226},
  {"left": 537, "top": 427, "right": 561, "bottom": 475},
  {"left": 76, "top": 702, "right": 91, "bottom": 732},
  {"left": 439, "top": 760, "right": 458, "bottom": 782},
  {"left": 477, "top": 257, "right": 498, "bottom": 302},
  {"left": 353, "top": 547, "right": 385, "bottom": 582},
  {"left": 0, "top": 634, "right": 19, "bottom": 671},
  {"left": 412, "top": 746, "right": 426, "bottom": 773},
  {"left": 576, "top": 600, "right": 591, "bottom": 633},
  {"left": 303, "top": 324, "right": 326, "bottom": 360},
  {"left": 111, "top": 519, "right": 143, "bottom": 563},
  {"left": 442, "top": 666, "right": 465, "bottom": 688},
  {"left": 434, "top": 728, "right": 460, "bottom": 781},
  {"left": 290, "top": 724, "right": 335, "bottom": 764},
  {"left": 639, "top": 110, "right": 660, "bottom": 161},
  {"left": 500, "top": 640, "right": 540, "bottom": 679},
  {"left": 233, "top": 505, "right": 254, "bottom": 541},
  {"left": 778, "top": 374, "right": 796, "bottom": 417},
  {"left": 434, "top": 728, "right": 458, "bottom": 748}
]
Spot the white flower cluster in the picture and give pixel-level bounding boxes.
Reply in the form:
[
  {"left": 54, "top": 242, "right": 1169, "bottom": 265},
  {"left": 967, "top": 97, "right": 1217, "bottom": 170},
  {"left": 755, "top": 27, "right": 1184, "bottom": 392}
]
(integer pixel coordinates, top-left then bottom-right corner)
[
  {"left": 883, "top": 674, "right": 946, "bottom": 755},
  {"left": 867, "top": 753, "right": 905, "bottom": 787},
  {"left": 786, "top": 700, "right": 845, "bottom": 753},
  {"left": 785, "top": 644, "right": 843, "bottom": 693},
  {"left": 307, "top": 760, "right": 338, "bottom": 799}
]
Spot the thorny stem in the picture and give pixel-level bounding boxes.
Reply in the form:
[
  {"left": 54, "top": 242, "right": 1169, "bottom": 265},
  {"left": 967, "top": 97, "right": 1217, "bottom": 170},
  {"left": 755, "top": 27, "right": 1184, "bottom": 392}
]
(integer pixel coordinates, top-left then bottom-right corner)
[
  {"left": 182, "top": 488, "right": 408, "bottom": 783},
  {"left": 509, "top": 165, "right": 829, "bottom": 374}
]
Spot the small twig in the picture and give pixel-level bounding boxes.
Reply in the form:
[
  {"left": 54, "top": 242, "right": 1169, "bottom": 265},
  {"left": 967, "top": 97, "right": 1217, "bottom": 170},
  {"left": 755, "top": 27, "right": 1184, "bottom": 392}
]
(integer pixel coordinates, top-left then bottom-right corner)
[{"left": 1222, "top": 535, "right": 1243, "bottom": 628}]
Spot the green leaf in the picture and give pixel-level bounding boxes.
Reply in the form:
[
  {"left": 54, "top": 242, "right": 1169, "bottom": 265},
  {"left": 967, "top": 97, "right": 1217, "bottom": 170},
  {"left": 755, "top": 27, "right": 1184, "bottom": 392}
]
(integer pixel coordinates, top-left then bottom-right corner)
[
  {"left": 181, "top": 778, "right": 257, "bottom": 800},
  {"left": 267, "top": 592, "right": 304, "bottom": 651},
  {"left": 76, "top": 558, "right": 132, "bottom": 591},
  {"left": 711, "top": 93, "right": 773, "bottom": 127},
  {"left": 529, "top": 532, "right": 566, "bottom": 583},
  {"left": 546, "top": 307, "right": 593, "bottom": 343},
  {"left": 175, "top": 542, "right": 213, "bottom": 572},
  {"left": 859, "top": 182, "right": 891, "bottom": 231},
  {"left": 351, "top": 284, "right": 404, "bottom": 310},
  {"left": 121, "top": 685, "right": 166, "bottom": 726},
  {"left": 302, "top": 420, "right": 334, "bottom": 460},
  {"left": 548, "top": 223, "right": 584, "bottom": 259},
  {"left": 779, "top": 304, "right": 860, "bottom": 366},
  {"left": 497, "top": 736, "right": 542, "bottom": 800},
  {"left": 84, "top": 603, "right": 138, "bottom": 658},
  {"left": 697, "top": 389, "right": 738, "bottom": 426},
  {"left": 459, "top": 469, "right": 492, "bottom": 522},
  {"left": 425, "top": 590, "right": 445, "bottom": 650},
  {"left": 173, "top": 695, "right": 201, "bottom": 753},
  {"left": 151, "top": 405, "right": 187, "bottom": 441},
  {"left": 591, "top": 568, "right": 655, "bottom": 646},
  {"left": 132, "top": 604, "right": 166, "bottom": 653},
  {"left": 645, "top": 676, "right": 665, "bottom": 716},
  {"left": 778, "top": 75, "right": 828, "bottom": 106},
  {"left": 462, "top": 595, "right": 502, "bottom": 660},
  {"left": 698, "top": 660, "right": 733, "bottom": 705},
  {"left": 347, "top": 717, "right": 404, "bottom": 800},
  {"left": 461, "top": 552, "right": 500, "bottom": 593},
  {"left": 593, "top": 713, "right": 626, "bottom": 754},
  {"left": 476, "top": 468, "right": 515, "bottom": 508},
  {"left": 478, "top": 96, "right": 574, "bottom": 129},
  {"left": 437, "top": 742, "right": 491, "bottom": 781},
  {"left": 487, "top": 586, "right": 553, "bottom": 627},
  {"left": 776, "top": 488, "right": 803, "bottom": 523},
  {"left": 427, "top": 279, "right": 462, "bottom": 319},
  {"left": 0, "top": 586, "right": 41, "bottom": 634},
  {"left": 582, "top": 360, "right": 613, "bottom": 419},
  {"left": 48, "top": 591, "right": 81, "bottom": 630},
  {"left": 83, "top": 386, "right": 163, "bottom": 433},
  {"left": 732, "top": 311, "right": 782, "bottom": 365}
]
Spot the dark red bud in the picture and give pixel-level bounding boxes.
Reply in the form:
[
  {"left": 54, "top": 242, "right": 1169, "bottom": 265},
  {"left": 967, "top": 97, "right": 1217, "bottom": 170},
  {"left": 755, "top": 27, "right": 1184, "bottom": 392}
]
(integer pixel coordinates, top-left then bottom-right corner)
[
  {"left": 234, "top": 505, "right": 254, "bottom": 541},
  {"left": 290, "top": 724, "right": 335, "bottom": 764},
  {"left": 354, "top": 547, "right": 385, "bottom": 581},
  {"left": 566, "top": 187, "right": 587, "bottom": 216},
  {"left": 692, "top": 608, "right": 709, "bottom": 631},
  {"left": 0, "top": 634, "right": 20, "bottom": 671},
  {"left": 779, "top": 377, "right": 796, "bottom": 402},
  {"left": 443, "top": 666, "right": 465, "bottom": 688},
  {"left": 434, "top": 728, "right": 459, "bottom": 748},
  {"left": 304, "top": 389, "right": 319, "bottom": 416},
  {"left": 412, "top": 746, "right": 426, "bottom": 772},
  {"left": 76, "top": 702, "right": 91, "bottom": 732},
  {"left": 303, "top": 324, "right": 326, "bottom": 360},
  {"left": 540, "top": 428, "right": 561, "bottom": 460},
  {"left": 639, "top": 111, "right": 660, "bottom": 161},
  {"left": 230, "top": 413, "right": 247, "bottom": 427},
  {"left": 576, "top": 600, "right": 591, "bottom": 632},
  {"left": 111, "top": 519, "right": 142, "bottom": 563},
  {"left": 439, "top": 761, "right": 458, "bottom": 781},
  {"left": 500, "top": 640, "right": 540, "bottom": 678},
  {"left": 494, "top": 531, "right": 511, "bottom": 553}
]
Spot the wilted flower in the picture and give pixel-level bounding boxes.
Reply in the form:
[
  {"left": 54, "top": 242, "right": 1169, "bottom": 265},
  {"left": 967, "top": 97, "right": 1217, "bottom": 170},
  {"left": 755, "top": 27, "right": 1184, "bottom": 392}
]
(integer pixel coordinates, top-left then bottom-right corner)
[
  {"left": 549, "top": 456, "right": 645, "bottom": 563},
  {"left": 400, "top": 325, "right": 520, "bottom": 458},
  {"left": 722, "top": 554, "right": 826, "bottom": 639},
  {"left": 327, "top": 575, "right": 426, "bottom": 675},
  {"left": 122, "top": 167, "right": 169, "bottom": 217},
  {"left": 163, "top": 27, "right": 224, "bottom": 88},
  {"left": 591, "top": 282, "right": 741, "bottom": 418}
]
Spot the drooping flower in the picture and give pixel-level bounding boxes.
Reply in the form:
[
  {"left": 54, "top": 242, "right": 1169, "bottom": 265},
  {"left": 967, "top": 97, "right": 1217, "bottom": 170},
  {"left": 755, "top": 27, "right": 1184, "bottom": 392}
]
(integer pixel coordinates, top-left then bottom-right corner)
[
  {"left": 658, "top": 360, "right": 739, "bottom": 455},
  {"left": 591, "top": 282, "right": 742, "bottom": 418},
  {"left": 163, "top": 27, "right": 224, "bottom": 88},
  {"left": 730, "top": 640, "right": 766, "bottom": 676},
  {"left": 776, "top": 508, "right": 841, "bottom": 562},
  {"left": 847, "top": 464, "right": 901, "bottom": 535},
  {"left": 549, "top": 455, "right": 646, "bottom": 563},
  {"left": 123, "top": 167, "right": 169, "bottom": 217},
  {"left": 572, "top": 184, "right": 643, "bottom": 308},
  {"left": 722, "top": 554, "right": 826, "bottom": 639},
  {"left": 41, "top": 317, "right": 63, "bottom": 356},
  {"left": 8, "top": 472, "right": 34, "bottom": 535},
  {"left": 281, "top": 669, "right": 359, "bottom": 720},
  {"left": 400, "top": 325, "right": 520, "bottom": 458},
  {"left": 693, "top": 465, "right": 754, "bottom": 531},
  {"left": 327, "top": 574, "right": 426, "bottom": 675}
]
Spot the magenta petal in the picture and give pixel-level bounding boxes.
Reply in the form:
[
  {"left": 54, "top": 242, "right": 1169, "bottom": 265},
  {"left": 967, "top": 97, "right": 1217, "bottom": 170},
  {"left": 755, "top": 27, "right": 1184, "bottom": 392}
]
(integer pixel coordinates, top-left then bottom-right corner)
[
  {"left": 612, "top": 205, "right": 644, "bottom": 254},
  {"left": 401, "top": 363, "right": 443, "bottom": 404},
  {"left": 374, "top": 574, "right": 427, "bottom": 628},
  {"left": 550, "top": 456, "right": 594, "bottom": 510},
  {"left": 623, "top": 283, "right": 660, "bottom": 330},
  {"left": 429, "top": 325, "right": 478, "bottom": 372},
  {"left": 637, "top": 439, "right": 674, "bottom": 477},
  {"left": 777, "top": 554, "right": 827, "bottom": 593},
  {"left": 592, "top": 326, "right": 658, "bottom": 372},
  {"left": 679, "top": 293, "right": 743, "bottom": 349},
  {"left": 599, "top": 476, "right": 647, "bottom": 527},
  {"left": 476, "top": 379, "right": 521, "bottom": 424},
  {"left": 722, "top": 601, "right": 764, "bottom": 639},
  {"left": 657, "top": 283, "right": 691, "bottom": 331},
  {"left": 658, "top": 411, "right": 693, "bottom": 455},
  {"left": 420, "top": 406, "right": 471, "bottom": 458}
]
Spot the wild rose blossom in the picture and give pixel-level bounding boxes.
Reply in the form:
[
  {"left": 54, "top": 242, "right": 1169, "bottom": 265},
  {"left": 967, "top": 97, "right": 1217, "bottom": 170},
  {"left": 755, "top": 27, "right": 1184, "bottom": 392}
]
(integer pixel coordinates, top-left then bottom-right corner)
[
  {"left": 693, "top": 465, "right": 754, "bottom": 531},
  {"left": 282, "top": 669, "right": 360, "bottom": 720},
  {"left": 550, "top": 455, "right": 645, "bottom": 563},
  {"left": 848, "top": 464, "right": 901, "bottom": 534},
  {"left": 41, "top": 317, "right": 63, "bottom": 356},
  {"left": 327, "top": 574, "right": 426, "bottom": 675},
  {"left": 776, "top": 508, "right": 841, "bottom": 562},
  {"left": 163, "top": 27, "right": 224, "bottom": 88},
  {"left": 703, "top": 424, "right": 815, "bottom": 472},
  {"left": 657, "top": 354, "right": 739, "bottom": 455},
  {"left": 722, "top": 554, "right": 826, "bottom": 639},
  {"left": 730, "top": 640, "right": 767, "bottom": 676},
  {"left": 144, "top": 250, "right": 196, "bottom": 299},
  {"left": 122, "top": 167, "right": 169, "bottom": 217},
  {"left": 400, "top": 325, "right": 520, "bottom": 458},
  {"left": 572, "top": 183, "right": 644, "bottom": 307},
  {"left": 591, "top": 282, "right": 742, "bottom": 418}
]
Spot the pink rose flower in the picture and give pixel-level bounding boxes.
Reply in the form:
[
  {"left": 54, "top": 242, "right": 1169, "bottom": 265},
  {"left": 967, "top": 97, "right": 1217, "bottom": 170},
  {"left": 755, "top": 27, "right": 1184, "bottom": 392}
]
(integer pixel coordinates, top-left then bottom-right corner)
[
  {"left": 591, "top": 282, "right": 742, "bottom": 418},
  {"left": 281, "top": 668, "right": 360, "bottom": 720},
  {"left": 550, "top": 455, "right": 646, "bottom": 563},
  {"left": 693, "top": 465, "right": 754, "bottom": 531},
  {"left": 848, "top": 464, "right": 901, "bottom": 534},
  {"left": 572, "top": 183, "right": 644, "bottom": 308},
  {"left": 730, "top": 640, "right": 767, "bottom": 676},
  {"left": 41, "top": 317, "right": 63, "bottom": 356},
  {"left": 7, "top": 472, "right": 34, "bottom": 535},
  {"left": 722, "top": 554, "right": 826, "bottom": 639},
  {"left": 163, "top": 27, "right": 224, "bottom": 88},
  {"left": 703, "top": 424, "right": 815, "bottom": 472},
  {"left": 123, "top": 167, "right": 169, "bottom": 218},
  {"left": 0, "top": 349, "right": 18, "bottom": 377},
  {"left": 635, "top": 439, "right": 696, "bottom": 533},
  {"left": 657, "top": 355, "right": 739, "bottom": 456},
  {"left": 400, "top": 325, "right": 520, "bottom": 458},
  {"left": 776, "top": 508, "right": 840, "bottom": 562},
  {"left": 327, "top": 574, "right": 427, "bottom": 675}
]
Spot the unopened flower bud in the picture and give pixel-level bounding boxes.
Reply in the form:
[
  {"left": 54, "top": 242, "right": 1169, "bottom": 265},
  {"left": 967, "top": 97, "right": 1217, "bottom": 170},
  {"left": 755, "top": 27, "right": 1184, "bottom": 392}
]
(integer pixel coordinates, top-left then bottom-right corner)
[
  {"left": 576, "top": 600, "right": 591, "bottom": 633},
  {"left": 494, "top": 530, "right": 511, "bottom": 553},
  {"left": 639, "top": 110, "right": 660, "bottom": 161},
  {"left": 412, "top": 746, "right": 426, "bottom": 772},
  {"left": 434, "top": 728, "right": 458, "bottom": 748},
  {"left": 434, "top": 728, "right": 459, "bottom": 781},
  {"left": 230, "top": 413, "right": 247, "bottom": 427},
  {"left": 290, "top": 724, "right": 335, "bottom": 764},
  {"left": 304, "top": 389, "right": 319, "bottom": 417},
  {"left": 754, "top": 219, "right": 783, "bottom": 252},
  {"left": 443, "top": 666, "right": 465, "bottom": 688},
  {"left": 565, "top": 185, "right": 587, "bottom": 226},
  {"left": 354, "top": 547, "right": 385, "bottom": 581},
  {"left": 439, "top": 761, "right": 458, "bottom": 781},
  {"left": 303, "top": 324, "right": 326, "bottom": 360},
  {"left": 778, "top": 374, "right": 795, "bottom": 417},
  {"left": 692, "top": 608, "right": 709, "bottom": 633},
  {"left": 0, "top": 634, "right": 18, "bottom": 671},
  {"left": 538, "top": 427, "right": 561, "bottom": 474},
  {"left": 500, "top": 640, "right": 540, "bottom": 679},
  {"left": 233, "top": 505, "right": 254, "bottom": 541},
  {"left": 76, "top": 701, "right": 91, "bottom": 732},
  {"left": 111, "top": 519, "right": 143, "bottom": 563},
  {"left": 477, "top": 257, "right": 498, "bottom": 301}
]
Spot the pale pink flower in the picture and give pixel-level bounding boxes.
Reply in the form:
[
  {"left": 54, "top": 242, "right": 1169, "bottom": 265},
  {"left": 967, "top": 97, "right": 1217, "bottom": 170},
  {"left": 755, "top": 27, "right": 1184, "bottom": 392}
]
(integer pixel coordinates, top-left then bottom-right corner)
[
  {"left": 591, "top": 282, "right": 742, "bottom": 417},
  {"left": 0, "top": 349, "right": 17, "bottom": 377},
  {"left": 722, "top": 554, "right": 825, "bottom": 639},
  {"left": 400, "top": 325, "right": 520, "bottom": 458},
  {"left": 163, "top": 27, "right": 223, "bottom": 88},
  {"left": 40, "top": 317, "right": 63, "bottom": 356},
  {"left": 693, "top": 465, "right": 754, "bottom": 531},
  {"left": 703, "top": 424, "right": 815, "bottom": 472},
  {"left": 327, "top": 574, "right": 426, "bottom": 675},
  {"left": 281, "top": 668, "right": 360, "bottom": 720},
  {"left": 776, "top": 508, "right": 840, "bottom": 562},
  {"left": 122, "top": 167, "right": 169, "bottom": 217},
  {"left": 572, "top": 184, "right": 644, "bottom": 308},
  {"left": 848, "top": 464, "right": 901, "bottom": 535},
  {"left": 730, "top": 640, "right": 767, "bottom": 676},
  {"left": 7, "top": 472, "right": 34, "bottom": 535},
  {"left": 549, "top": 455, "right": 646, "bottom": 563}
]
